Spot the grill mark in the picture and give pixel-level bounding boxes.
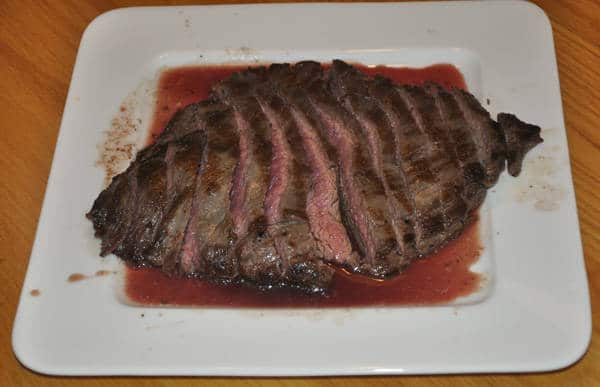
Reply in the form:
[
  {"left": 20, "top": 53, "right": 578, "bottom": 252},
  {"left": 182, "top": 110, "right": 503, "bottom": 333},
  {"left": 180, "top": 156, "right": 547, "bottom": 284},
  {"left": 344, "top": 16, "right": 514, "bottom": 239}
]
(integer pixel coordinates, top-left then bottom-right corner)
[
  {"left": 177, "top": 110, "right": 239, "bottom": 276},
  {"left": 100, "top": 171, "right": 138, "bottom": 256},
  {"left": 368, "top": 78, "right": 445, "bottom": 253},
  {"left": 425, "top": 84, "right": 486, "bottom": 210},
  {"left": 347, "top": 99, "right": 415, "bottom": 257},
  {"left": 116, "top": 146, "right": 169, "bottom": 263},
  {"left": 451, "top": 88, "right": 506, "bottom": 187},
  {"left": 395, "top": 86, "right": 468, "bottom": 242}
]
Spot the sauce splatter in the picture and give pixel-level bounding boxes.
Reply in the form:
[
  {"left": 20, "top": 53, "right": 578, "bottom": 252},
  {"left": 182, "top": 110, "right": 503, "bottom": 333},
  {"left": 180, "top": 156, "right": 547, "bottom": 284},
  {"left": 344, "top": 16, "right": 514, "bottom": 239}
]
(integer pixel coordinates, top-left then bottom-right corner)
[
  {"left": 514, "top": 153, "right": 565, "bottom": 211},
  {"left": 30, "top": 289, "right": 41, "bottom": 297},
  {"left": 97, "top": 94, "right": 141, "bottom": 184},
  {"left": 68, "top": 273, "right": 88, "bottom": 283},
  {"left": 68, "top": 270, "right": 117, "bottom": 283},
  {"left": 95, "top": 270, "right": 114, "bottom": 277}
]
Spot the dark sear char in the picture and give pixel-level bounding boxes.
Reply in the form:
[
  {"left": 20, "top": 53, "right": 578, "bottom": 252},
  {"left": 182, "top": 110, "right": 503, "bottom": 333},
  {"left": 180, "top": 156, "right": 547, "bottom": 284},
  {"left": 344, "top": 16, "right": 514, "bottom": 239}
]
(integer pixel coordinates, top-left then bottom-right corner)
[{"left": 87, "top": 60, "right": 543, "bottom": 293}]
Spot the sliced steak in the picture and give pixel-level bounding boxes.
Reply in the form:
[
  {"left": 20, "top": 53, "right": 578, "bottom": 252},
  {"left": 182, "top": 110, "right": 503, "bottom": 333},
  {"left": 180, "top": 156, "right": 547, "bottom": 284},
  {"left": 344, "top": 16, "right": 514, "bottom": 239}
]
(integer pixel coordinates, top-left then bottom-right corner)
[{"left": 88, "top": 60, "right": 543, "bottom": 293}]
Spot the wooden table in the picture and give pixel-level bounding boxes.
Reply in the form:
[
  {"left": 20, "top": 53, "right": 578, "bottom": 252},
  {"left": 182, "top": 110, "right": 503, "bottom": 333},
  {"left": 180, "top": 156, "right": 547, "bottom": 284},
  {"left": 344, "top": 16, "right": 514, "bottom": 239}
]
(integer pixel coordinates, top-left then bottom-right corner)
[{"left": 1, "top": 1, "right": 597, "bottom": 385}]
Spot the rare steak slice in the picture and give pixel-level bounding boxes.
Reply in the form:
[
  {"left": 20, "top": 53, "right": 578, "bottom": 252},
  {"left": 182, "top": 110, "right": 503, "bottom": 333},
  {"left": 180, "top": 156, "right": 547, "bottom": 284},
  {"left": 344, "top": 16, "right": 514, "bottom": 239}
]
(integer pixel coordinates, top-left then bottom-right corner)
[
  {"left": 212, "top": 70, "right": 272, "bottom": 239},
  {"left": 267, "top": 63, "right": 358, "bottom": 269},
  {"left": 255, "top": 76, "right": 336, "bottom": 290}
]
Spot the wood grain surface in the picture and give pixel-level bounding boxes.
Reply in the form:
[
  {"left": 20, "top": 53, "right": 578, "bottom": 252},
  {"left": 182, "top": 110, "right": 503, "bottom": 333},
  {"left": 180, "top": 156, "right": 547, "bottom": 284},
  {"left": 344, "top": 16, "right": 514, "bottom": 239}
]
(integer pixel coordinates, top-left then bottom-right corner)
[{"left": 1, "top": 1, "right": 598, "bottom": 385}]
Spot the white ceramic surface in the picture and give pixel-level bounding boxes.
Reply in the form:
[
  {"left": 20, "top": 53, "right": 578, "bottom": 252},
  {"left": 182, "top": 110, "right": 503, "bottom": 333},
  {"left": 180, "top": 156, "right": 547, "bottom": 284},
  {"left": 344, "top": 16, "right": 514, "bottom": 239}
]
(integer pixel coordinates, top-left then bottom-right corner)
[{"left": 13, "top": 1, "right": 590, "bottom": 376}]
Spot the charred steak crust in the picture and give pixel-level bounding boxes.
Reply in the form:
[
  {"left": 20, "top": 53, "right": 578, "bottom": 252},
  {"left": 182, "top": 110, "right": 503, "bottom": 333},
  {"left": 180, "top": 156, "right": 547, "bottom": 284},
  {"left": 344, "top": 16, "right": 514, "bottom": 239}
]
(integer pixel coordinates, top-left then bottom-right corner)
[{"left": 87, "top": 60, "right": 542, "bottom": 293}]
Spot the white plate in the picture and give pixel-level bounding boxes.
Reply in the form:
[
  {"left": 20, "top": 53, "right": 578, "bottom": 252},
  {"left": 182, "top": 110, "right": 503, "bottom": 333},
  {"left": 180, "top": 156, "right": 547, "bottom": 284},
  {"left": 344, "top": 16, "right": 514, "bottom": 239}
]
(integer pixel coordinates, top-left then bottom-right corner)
[{"left": 12, "top": 1, "right": 590, "bottom": 376}]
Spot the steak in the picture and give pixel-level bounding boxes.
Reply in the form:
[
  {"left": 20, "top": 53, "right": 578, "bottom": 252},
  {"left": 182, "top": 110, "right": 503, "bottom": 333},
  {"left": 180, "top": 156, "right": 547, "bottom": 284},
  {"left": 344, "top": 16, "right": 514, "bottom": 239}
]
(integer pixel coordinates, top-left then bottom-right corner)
[{"left": 87, "top": 60, "right": 542, "bottom": 293}]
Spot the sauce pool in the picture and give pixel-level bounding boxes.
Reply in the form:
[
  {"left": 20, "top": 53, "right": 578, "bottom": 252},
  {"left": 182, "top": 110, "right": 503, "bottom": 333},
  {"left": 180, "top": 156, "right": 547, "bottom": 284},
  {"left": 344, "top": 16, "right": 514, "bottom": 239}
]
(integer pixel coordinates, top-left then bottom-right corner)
[
  {"left": 126, "top": 219, "right": 481, "bottom": 307},
  {"left": 129, "top": 62, "right": 479, "bottom": 307}
]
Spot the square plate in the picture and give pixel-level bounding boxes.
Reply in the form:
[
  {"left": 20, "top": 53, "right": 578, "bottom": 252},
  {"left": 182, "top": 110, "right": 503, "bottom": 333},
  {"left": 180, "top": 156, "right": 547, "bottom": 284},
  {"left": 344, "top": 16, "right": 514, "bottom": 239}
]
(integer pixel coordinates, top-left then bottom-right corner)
[{"left": 12, "top": 1, "right": 591, "bottom": 376}]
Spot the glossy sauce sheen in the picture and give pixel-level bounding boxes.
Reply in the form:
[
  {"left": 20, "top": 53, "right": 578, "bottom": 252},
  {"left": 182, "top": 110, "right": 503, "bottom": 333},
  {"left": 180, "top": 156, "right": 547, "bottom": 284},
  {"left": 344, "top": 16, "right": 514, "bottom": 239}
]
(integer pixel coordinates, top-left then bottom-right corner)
[{"left": 129, "top": 63, "right": 480, "bottom": 307}]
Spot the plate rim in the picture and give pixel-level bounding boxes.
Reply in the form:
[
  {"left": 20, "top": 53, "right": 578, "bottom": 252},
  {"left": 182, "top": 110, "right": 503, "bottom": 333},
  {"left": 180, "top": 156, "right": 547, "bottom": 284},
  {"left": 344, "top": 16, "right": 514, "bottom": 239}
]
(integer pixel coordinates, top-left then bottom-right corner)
[{"left": 12, "top": 1, "right": 591, "bottom": 376}]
